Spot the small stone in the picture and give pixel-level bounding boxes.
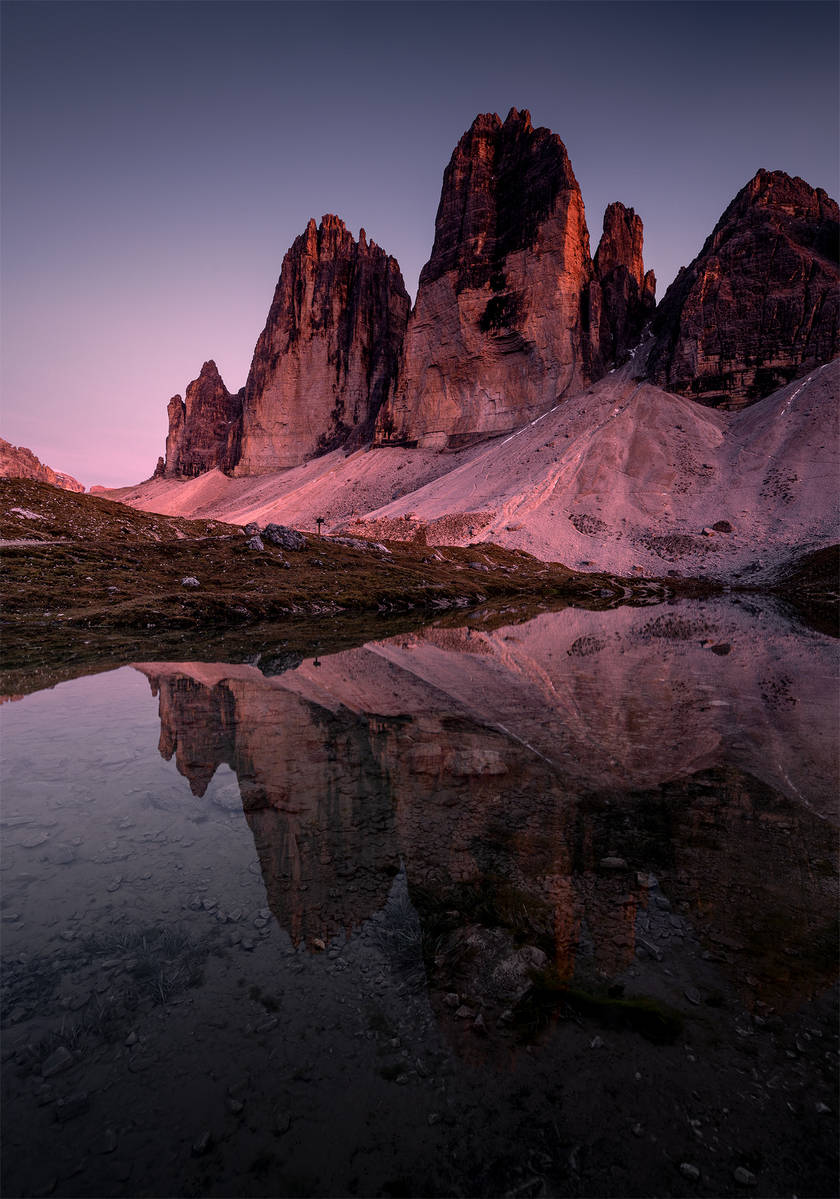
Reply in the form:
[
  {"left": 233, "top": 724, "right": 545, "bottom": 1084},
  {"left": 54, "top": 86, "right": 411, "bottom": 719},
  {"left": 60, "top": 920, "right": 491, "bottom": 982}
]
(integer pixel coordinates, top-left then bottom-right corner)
[
  {"left": 472, "top": 1013, "right": 487, "bottom": 1035},
  {"left": 21, "top": 832, "right": 49, "bottom": 848},
  {"left": 124, "top": 1031, "right": 137, "bottom": 1047},
  {"left": 312, "top": 938, "right": 326, "bottom": 951},
  {"left": 684, "top": 988, "right": 702, "bottom": 1006},
  {"left": 274, "top": 1109, "right": 291, "bottom": 1135},
  {"left": 427, "top": 1112, "right": 441, "bottom": 1126},
  {"left": 632, "top": 1123, "right": 643, "bottom": 1137},
  {"left": 443, "top": 993, "right": 460, "bottom": 1009},
  {"left": 55, "top": 1092, "right": 89, "bottom": 1122},
  {"left": 733, "top": 1167, "right": 757, "bottom": 1187},
  {"left": 815, "top": 1102, "right": 831, "bottom": 1114},
  {"left": 41, "top": 1046, "right": 74, "bottom": 1077},
  {"left": 30, "top": 1176, "right": 57, "bottom": 1197},
  {"left": 241, "top": 938, "right": 255, "bottom": 952},
  {"left": 244, "top": 522, "right": 260, "bottom": 535},
  {"left": 181, "top": 577, "right": 200, "bottom": 587},
  {"left": 95, "top": 1128, "right": 118, "bottom": 1155},
  {"left": 191, "top": 1130, "right": 213, "bottom": 1157},
  {"left": 599, "top": 856, "right": 627, "bottom": 871},
  {"left": 455, "top": 1005, "right": 474, "bottom": 1020},
  {"left": 680, "top": 1163, "right": 700, "bottom": 1180},
  {"left": 246, "top": 536, "right": 264, "bottom": 551},
  {"left": 590, "top": 1036, "right": 603, "bottom": 1049},
  {"left": 227, "top": 1098, "right": 244, "bottom": 1115}
]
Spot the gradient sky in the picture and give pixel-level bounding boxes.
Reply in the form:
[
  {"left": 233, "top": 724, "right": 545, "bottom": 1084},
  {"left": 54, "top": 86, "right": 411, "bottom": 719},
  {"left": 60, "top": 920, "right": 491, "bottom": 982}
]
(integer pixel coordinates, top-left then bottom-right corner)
[{"left": 2, "top": 0, "right": 837, "bottom": 487}]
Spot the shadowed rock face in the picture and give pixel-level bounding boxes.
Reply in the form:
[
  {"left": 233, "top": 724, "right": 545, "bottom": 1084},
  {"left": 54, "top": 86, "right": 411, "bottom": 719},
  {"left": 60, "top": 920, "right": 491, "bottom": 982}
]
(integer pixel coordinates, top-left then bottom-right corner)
[
  {"left": 376, "top": 109, "right": 654, "bottom": 449},
  {"left": 159, "top": 361, "right": 243, "bottom": 478},
  {"left": 0, "top": 438, "right": 84, "bottom": 492},
  {"left": 645, "top": 170, "right": 840, "bottom": 408},
  {"left": 235, "top": 216, "right": 410, "bottom": 474},
  {"left": 592, "top": 202, "right": 656, "bottom": 366}
]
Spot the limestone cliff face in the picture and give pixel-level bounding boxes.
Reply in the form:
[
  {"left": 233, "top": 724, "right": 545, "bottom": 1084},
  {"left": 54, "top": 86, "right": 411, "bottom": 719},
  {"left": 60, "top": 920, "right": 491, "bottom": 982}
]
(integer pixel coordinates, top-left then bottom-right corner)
[
  {"left": 159, "top": 361, "right": 243, "bottom": 478},
  {"left": 0, "top": 438, "right": 84, "bottom": 492},
  {"left": 376, "top": 109, "right": 603, "bottom": 449},
  {"left": 591, "top": 202, "right": 656, "bottom": 366},
  {"left": 235, "top": 216, "right": 410, "bottom": 474},
  {"left": 645, "top": 170, "right": 840, "bottom": 408}
]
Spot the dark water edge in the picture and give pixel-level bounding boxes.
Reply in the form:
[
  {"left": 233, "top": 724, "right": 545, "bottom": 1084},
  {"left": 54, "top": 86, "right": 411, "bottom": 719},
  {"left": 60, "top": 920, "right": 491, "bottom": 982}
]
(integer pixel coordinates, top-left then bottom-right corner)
[{"left": 1, "top": 597, "right": 837, "bottom": 1198}]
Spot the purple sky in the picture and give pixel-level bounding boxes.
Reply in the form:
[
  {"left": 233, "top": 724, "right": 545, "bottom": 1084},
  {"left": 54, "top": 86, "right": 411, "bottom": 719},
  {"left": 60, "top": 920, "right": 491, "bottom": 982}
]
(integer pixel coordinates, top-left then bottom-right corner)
[{"left": 2, "top": 1, "right": 837, "bottom": 487}]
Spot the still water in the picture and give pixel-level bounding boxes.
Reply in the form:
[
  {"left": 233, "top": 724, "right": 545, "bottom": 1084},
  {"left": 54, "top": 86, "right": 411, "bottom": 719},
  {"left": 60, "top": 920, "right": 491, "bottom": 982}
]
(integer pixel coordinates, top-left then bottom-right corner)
[{"left": 2, "top": 599, "right": 837, "bottom": 1198}]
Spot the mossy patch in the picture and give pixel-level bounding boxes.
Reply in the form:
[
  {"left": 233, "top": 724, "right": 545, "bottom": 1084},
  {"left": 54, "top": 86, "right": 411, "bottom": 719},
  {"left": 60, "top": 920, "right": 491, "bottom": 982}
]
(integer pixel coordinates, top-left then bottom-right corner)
[{"left": 514, "top": 968, "right": 685, "bottom": 1044}]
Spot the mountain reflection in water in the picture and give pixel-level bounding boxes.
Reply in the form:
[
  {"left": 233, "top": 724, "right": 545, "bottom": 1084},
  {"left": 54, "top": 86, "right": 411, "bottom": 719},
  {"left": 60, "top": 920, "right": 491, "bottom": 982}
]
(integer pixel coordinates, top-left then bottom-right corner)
[
  {"left": 137, "top": 599, "right": 837, "bottom": 1030},
  {"left": 2, "top": 598, "right": 837, "bottom": 1199}
]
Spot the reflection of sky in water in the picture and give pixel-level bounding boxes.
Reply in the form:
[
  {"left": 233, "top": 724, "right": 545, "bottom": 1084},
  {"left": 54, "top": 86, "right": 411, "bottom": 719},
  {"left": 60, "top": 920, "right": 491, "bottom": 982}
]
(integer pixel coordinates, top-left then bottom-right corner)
[{"left": 1, "top": 601, "right": 837, "bottom": 1199}]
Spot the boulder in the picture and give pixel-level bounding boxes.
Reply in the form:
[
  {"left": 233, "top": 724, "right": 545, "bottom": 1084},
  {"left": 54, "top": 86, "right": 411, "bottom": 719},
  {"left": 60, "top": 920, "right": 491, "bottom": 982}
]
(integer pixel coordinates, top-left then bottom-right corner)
[{"left": 262, "top": 523, "right": 307, "bottom": 551}]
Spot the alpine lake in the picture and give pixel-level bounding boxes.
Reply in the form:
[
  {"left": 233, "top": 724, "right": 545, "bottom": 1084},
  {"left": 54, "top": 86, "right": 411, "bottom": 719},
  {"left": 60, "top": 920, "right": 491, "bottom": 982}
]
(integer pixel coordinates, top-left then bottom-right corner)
[{"left": 2, "top": 594, "right": 837, "bottom": 1199}]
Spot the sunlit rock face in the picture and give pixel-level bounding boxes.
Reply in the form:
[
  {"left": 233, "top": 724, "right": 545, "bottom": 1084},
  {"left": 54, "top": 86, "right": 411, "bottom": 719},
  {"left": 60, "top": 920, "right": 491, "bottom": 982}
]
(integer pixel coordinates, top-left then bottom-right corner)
[
  {"left": 645, "top": 170, "right": 840, "bottom": 408},
  {"left": 159, "top": 361, "right": 243, "bottom": 478},
  {"left": 0, "top": 437, "right": 84, "bottom": 492},
  {"left": 235, "top": 216, "right": 410, "bottom": 473},
  {"left": 376, "top": 109, "right": 654, "bottom": 449},
  {"left": 135, "top": 600, "right": 837, "bottom": 1050}
]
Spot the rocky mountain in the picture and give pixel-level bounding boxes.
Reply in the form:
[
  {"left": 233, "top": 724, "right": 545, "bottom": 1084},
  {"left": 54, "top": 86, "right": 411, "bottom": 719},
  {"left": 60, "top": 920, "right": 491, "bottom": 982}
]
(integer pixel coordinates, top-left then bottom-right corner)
[
  {"left": 593, "top": 202, "right": 656, "bottom": 366},
  {"left": 375, "top": 108, "right": 653, "bottom": 449},
  {"left": 236, "top": 216, "right": 410, "bottom": 473},
  {"left": 0, "top": 438, "right": 84, "bottom": 492},
  {"left": 145, "top": 110, "right": 837, "bottom": 513},
  {"left": 156, "top": 217, "right": 409, "bottom": 479},
  {"left": 156, "top": 360, "right": 243, "bottom": 478},
  {"left": 645, "top": 169, "right": 839, "bottom": 408}
]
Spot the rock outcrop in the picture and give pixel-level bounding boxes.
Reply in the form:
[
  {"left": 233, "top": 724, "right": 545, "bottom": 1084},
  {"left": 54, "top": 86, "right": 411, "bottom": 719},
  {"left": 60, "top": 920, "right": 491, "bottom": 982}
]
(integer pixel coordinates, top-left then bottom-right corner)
[
  {"left": 645, "top": 169, "right": 840, "bottom": 407},
  {"left": 157, "top": 361, "right": 243, "bottom": 478},
  {"left": 375, "top": 109, "right": 655, "bottom": 449},
  {"left": 0, "top": 438, "right": 84, "bottom": 492},
  {"left": 592, "top": 202, "right": 656, "bottom": 365},
  {"left": 376, "top": 109, "right": 594, "bottom": 449},
  {"left": 235, "top": 216, "right": 410, "bottom": 474}
]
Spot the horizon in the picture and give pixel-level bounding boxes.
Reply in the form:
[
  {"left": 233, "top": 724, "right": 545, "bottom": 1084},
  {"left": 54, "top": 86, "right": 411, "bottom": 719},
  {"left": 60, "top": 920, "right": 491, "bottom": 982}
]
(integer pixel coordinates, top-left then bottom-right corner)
[{"left": 2, "top": 0, "right": 838, "bottom": 487}]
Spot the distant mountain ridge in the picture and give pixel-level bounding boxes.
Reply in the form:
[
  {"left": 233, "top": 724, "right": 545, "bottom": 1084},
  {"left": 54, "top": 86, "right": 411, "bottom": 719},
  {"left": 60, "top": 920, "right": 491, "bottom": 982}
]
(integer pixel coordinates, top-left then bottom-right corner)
[
  {"left": 0, "top": 438, "right": 84, "bottom": 493},
  {"left": 151, "top": 107, "right": 838, "bottom": 483}
]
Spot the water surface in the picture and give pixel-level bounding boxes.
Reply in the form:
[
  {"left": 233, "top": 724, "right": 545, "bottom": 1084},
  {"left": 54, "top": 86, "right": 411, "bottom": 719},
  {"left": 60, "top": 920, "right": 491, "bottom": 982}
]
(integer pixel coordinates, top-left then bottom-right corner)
[{"left": 2, "top": 599, "right": 837, "bottom": 1197}]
